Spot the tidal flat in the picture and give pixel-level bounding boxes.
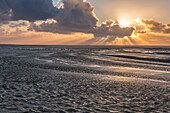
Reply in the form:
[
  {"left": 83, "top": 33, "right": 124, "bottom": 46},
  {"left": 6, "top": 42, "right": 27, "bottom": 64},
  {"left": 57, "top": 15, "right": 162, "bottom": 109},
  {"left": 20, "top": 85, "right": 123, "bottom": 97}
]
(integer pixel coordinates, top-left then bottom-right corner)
[{"left": 0, "top": 45, "right": 170, "bottom": 112}]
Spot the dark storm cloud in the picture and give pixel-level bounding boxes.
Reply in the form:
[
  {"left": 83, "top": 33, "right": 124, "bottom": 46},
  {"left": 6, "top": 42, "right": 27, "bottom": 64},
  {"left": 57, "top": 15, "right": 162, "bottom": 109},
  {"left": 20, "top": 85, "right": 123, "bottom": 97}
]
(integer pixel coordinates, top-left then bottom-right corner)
[
  {"left": 140, "top": 18, "right": 170, "bottom": 33},
  {"left": 29, "top": 19, "right": 70, "bottom": 34},
  {"left": 57, "top": 0, "right": 98, "bottom": 29},
  {"left": 0, "top": 0, "right": 12, "bottom": 20},
  {"left": 0, "top": 0, "right": 58, "bottom": 21},
  {"left": 29, "top": 0, "right": 99, "bottom": 33}
]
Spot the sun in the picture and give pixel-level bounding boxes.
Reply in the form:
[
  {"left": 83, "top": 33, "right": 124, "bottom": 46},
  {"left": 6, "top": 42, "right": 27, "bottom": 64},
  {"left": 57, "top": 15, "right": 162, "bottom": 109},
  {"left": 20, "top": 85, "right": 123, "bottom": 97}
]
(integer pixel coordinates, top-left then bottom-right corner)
[{"left": 119, "top": 20, "right": 130, "bottom": 27}]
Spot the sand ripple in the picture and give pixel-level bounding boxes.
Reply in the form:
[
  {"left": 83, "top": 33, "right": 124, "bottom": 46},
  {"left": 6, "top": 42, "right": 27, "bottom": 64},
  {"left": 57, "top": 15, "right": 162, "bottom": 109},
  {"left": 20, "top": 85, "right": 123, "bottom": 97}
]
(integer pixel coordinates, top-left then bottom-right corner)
[{"left": 0, "top": 46, "right": 170, "bottom": 112}]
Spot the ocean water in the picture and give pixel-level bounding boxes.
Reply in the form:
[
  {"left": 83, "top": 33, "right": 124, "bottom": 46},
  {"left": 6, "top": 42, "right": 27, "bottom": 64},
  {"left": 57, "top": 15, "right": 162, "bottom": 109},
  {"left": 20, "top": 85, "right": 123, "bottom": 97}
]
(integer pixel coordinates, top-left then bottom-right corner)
[{"left": 0, "top": 45, "right": 170, "bottom": 112}]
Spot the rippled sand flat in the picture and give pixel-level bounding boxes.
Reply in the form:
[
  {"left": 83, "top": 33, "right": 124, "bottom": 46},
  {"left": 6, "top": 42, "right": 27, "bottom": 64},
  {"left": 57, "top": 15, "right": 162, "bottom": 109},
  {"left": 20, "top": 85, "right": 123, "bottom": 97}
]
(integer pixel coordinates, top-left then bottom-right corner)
[{"left": 0, "top": 45, "right": 170, "bottom": 112}]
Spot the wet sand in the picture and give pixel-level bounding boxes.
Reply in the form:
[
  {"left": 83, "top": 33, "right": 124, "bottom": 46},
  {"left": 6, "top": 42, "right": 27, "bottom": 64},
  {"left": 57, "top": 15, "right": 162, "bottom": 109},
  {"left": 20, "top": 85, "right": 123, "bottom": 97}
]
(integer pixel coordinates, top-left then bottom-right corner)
[{"left": 0, "top": 45, "right": 170, "bottom": 112}]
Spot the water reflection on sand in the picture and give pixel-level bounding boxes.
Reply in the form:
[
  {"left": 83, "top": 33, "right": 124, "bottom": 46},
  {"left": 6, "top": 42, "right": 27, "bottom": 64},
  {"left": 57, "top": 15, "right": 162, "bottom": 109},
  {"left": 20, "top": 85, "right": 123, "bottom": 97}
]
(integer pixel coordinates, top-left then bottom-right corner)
[{"left": 0, "top": 46, "right": 170, "bottom": 112}]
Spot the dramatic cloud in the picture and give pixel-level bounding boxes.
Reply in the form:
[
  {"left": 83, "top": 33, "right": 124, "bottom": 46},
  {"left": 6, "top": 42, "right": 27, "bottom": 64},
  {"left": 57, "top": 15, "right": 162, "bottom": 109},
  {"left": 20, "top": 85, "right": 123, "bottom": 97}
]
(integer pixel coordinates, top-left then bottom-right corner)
[
  {"left": 0, "top": 0, "right": 12, "bottom": 20},
  {"left": 30, "top": 19, "right": 135, "bottom": 37},
  {"left": 57, "top": 0, "right": 98, "bottom": 29},
  {"left": 1, "top": 19, "right": 170, "bottom": 45},
  {"left": 92, "top": 20, "right": 135, "bottom": 37},
  {"left": 29, "top": 0, "right": 135, "bottom": 37},
  {"left": 0, "top": 0, "right": 166, "bottom": 45},
  {"left": 138, "top": 18, "right": 170, "bottom": 33},
  {"left": 0, "top": 0, "right": 58, "bottom": 21},
  {"left": 29, "top": 0, "right": 99, "bottom": 33},
  {"left": 0, "top": 0, "right": 135, "bottom": 38}
]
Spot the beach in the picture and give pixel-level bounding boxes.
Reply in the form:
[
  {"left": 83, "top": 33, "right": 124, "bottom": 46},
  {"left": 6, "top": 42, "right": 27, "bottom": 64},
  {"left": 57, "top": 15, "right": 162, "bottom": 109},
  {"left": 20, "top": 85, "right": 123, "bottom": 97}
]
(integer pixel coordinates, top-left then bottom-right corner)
[{"left": 0, "top": 45, "right": 170, "bottom": 112}]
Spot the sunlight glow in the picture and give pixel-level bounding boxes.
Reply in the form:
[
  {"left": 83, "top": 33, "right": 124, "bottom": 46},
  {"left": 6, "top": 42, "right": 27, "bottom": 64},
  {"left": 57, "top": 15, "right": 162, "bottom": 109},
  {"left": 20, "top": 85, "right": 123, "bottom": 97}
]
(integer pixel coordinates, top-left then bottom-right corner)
[
  {"left": 135, "top": 17, "right": 142, "bottom": 24},
  {"left": 119, "top": 20, "right": 131, "bottom": 27}
]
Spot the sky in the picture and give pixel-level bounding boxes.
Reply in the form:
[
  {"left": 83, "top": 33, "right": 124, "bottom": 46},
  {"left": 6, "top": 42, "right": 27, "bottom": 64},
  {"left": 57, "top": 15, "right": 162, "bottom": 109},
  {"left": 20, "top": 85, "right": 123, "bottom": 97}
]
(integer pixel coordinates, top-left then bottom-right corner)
[
  {"left": 87, "top": 0, "right": 170, "bottom": 24},
  {"left": 0, "top": 0, "right": 170, "bottom": 45},
  {"left": 53, "top": 0, "right": 170, "bottom": 23}
]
